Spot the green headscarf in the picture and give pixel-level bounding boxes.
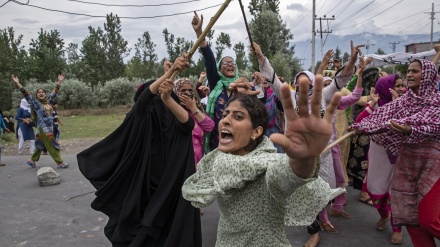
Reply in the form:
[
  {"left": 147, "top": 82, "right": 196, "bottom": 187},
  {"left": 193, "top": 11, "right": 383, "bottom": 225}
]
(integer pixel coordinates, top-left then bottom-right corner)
[{"left": 204, "top": 57, "right": 239, "bottom": 154}]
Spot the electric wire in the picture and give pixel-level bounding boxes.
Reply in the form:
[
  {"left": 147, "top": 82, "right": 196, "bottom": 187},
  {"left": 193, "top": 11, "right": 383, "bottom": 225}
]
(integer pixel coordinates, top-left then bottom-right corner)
[
  {"left": 65, "top": 0, "right": 201, "bottom": 7},
  {"left": 324, "top": 0, "right": 344, "bottom": 16},
  {"left": 334, "top": 0, "right": 404, "bottom": 31},
  {"left": 331, "top": 1, "right": 375, "bottom": 30},
  {"left": 9, "top": 1, "right": 223, "bottom": 19}
]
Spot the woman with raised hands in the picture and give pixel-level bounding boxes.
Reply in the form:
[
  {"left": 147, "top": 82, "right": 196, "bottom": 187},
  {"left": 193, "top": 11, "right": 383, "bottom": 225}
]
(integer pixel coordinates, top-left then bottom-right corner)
[
  {"left": 350, "top": 59, "right": 440, "bottom": 247},
  {"left": 12, "top": 74, "right": 69, "bottom": 169},
  {"left": 77, "top": 54, "right": 202, "bottom": 247},
  {"left": 183, "top": 75, "right": 344, "bottom": 247}
]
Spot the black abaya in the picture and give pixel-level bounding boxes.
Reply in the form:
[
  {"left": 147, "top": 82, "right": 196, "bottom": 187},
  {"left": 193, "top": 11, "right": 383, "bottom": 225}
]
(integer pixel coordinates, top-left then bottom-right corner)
[{"left": 77, "top": 86, "right": 202, "bottom": 247}]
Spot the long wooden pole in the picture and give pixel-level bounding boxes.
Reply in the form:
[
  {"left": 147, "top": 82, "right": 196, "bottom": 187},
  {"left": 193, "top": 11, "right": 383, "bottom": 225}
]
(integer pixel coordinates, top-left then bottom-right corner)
[
  {"left": 238, "top": 0, "right": 254, "bottom": 50},
  {"left": 321, "top": 130, "right": 356, "bottom": 154},
  {"left": 170, "top": 0, "right": 232, "bottom": 80}
]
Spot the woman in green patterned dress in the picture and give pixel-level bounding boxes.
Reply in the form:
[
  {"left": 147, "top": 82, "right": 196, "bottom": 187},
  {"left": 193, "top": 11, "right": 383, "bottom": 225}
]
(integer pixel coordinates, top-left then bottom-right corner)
[{"left": 183, "top": 76, "right": 345, "bottom": 246}]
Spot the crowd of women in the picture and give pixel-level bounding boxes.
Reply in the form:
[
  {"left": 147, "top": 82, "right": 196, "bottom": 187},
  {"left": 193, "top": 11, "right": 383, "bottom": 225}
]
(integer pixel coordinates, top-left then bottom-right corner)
[{"left": 4, "top": 11, "right": 431, "bottom": 247}]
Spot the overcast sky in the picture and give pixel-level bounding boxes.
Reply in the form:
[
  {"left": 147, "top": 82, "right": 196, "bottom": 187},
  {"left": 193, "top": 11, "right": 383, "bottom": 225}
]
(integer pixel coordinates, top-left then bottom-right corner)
[{"left": 1, "top": 0, "right": 439, "bottom": 68}]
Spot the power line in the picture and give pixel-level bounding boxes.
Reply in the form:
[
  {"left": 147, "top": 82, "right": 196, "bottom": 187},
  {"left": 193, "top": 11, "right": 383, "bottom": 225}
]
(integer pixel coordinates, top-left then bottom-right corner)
[
  {"left": 65, "top": 0, "right": 201, "bottom": 7},
  {"left": 9, "top": 2, "right": 223, "bottom": 19},
  {"left": 331, "top": 1, "right": 375, "bottom": 30},
  {"left": 324, "top": 0, "right": 344, "bottom": 16},
  {"left": 334, "top": 0, "right": 404, "bottom": 31},
  {"left": 333, "top": 0, "right": 354, "bottom": 17},
  {"left": 316, "top": 0, "right": 328, "bottom": 14}
]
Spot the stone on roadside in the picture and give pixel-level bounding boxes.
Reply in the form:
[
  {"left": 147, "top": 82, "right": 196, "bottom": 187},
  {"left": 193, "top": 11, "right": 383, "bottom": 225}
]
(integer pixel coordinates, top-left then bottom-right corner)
[{"left": 37, "top": 167, "right": 61, "bottom": 186}]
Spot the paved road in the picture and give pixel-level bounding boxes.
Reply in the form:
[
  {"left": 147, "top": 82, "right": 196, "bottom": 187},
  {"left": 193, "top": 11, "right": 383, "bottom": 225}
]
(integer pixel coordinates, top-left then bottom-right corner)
[{"left": 0, "top": 154, "right": 434, "bottom": 247}]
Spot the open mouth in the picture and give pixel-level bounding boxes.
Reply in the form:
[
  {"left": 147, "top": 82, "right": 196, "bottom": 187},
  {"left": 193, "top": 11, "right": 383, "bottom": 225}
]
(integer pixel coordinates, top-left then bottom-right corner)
[{"left": 220, "top": 130, "right": 233, "bottom": 144}]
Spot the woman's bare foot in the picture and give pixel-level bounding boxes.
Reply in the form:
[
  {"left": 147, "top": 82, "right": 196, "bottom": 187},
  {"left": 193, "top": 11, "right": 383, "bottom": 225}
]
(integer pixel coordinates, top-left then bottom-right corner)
[
  {"left": 390, "top": 232, "right": 403, "bottom": 245},
  {"left": 359, "top": 191, "right": 373, "bottom": 206},
  {"left": 304, "top": 233, "right": 320, "bottom": 247}
]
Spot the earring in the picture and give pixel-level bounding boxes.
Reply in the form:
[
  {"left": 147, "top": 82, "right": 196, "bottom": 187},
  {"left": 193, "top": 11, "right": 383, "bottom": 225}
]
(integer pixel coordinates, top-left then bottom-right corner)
[{"left": 252, "top": 136, "right": 256, "bottom": 140}]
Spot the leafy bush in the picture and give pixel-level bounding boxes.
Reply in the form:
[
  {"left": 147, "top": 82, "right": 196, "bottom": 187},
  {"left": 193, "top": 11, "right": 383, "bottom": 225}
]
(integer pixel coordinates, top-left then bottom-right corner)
[{"left": 97, "top": 77, "right": 142, "bottom": 107}]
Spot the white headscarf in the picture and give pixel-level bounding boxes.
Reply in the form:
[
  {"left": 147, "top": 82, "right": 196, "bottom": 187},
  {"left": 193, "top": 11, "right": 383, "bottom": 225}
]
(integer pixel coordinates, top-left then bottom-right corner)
[{"left": 20, "top": 98, "right": 31, "bottom": 113}]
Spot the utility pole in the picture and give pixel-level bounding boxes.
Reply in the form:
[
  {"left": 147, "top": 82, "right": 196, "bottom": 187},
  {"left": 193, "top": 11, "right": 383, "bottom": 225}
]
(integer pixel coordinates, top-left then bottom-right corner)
[
  {"left": 389, "top": 41, "right": 400, "bottom": 73},
  {"left": 389, "top": 41, "right": 400, "bottom": 53},
  {"left": 366, "top": 39, "right": 375, "bottom": 54},
  {"left": 311, "top": 0, "right": 335, "bottom": 73},
  {"left": 299, "top": 58, "right": 305, "bottom": 70},
  {"left": 311, "top": 0, "right": 316, "bottom": 73},
  {"left": 317, "top": 15, "right": 335, "bottom": 56},
  {"left": 425, "top": 3, "right": 439, "bottom": 48}
]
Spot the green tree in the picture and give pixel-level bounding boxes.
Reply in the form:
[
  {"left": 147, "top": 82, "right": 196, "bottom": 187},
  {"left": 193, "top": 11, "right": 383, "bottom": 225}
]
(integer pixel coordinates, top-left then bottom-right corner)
[
  {"left": 65, "top": 43, "right": 84, "bottom": 79},
  {"left": 334, "top": 46, "right": 341, "bottom": 61},
  {"left": 103, "top": 13, "right": 130, "bottom": 80},
  {"left": 215, "top": 32, "right": 232, "bottom": 62},
  {"left": 249, "top": 2, "right": 296, "bottom": 78},
  {"left": 0, "top": 27, "right": 28, "bottom": 110},
  {"left": 249, "top": 0, "right": 280, "bottom": 16},
  {"left": 126, "top": 31, "right": 158, "bottom": 80},
  {"left": 163, "top": 28, "right": 194, "bottom": 62},
  {"left": 28, "top": 28, "right": 66, "bottom": 82},
  {"left": 233, "top": 42, "right": 248, "bottom": 71},
  {"left": 81, "top": 13, "right": 129, "bottom": 85},
  {"left": 270, "top": 51, "right": 293, "bottom": 82},
  {"left": 162, "top": 28, "right": 194, "bottom": 77},
  {"left": 342, "top": 52, "right": 350, "bottom": 65},
  {"left": 81, "top": 26, "right": 107, "bottom": 85},
  {"left": 376, "top": 48, "right": 385, "bottom": 55}
]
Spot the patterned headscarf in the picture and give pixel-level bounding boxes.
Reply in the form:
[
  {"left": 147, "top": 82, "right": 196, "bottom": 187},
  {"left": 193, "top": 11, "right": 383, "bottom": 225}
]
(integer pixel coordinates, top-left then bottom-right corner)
[
  {"left": 174, "top": 78, "right": 205, "bottom": 113},
  {"left": 206, "top": 57, "right": 239, "bottom": 118},
  {"left": 351, "top": 59, "right": 440, "bottom": 156}
]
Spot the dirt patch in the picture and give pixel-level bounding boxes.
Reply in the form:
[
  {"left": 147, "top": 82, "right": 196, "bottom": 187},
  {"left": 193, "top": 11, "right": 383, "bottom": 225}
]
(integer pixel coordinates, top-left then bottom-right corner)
[{"left": 2, "top": 138, "right": 102, "bottom": 156}]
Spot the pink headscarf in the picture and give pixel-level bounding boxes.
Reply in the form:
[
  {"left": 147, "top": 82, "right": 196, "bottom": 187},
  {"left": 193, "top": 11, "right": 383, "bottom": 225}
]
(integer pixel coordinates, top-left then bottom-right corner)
[{"left": 351, "top": 59, "right": 440, "bottom": 156}]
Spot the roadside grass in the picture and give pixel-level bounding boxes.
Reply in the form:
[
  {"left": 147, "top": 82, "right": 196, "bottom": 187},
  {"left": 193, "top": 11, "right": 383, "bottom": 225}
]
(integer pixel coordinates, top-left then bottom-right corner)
[{"left": 1, "top": 105, "right": 131, "bottom": 144}]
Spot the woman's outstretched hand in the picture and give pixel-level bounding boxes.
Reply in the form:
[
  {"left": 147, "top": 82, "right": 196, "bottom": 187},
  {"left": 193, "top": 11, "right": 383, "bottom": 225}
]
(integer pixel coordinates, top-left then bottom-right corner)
[{"left": 270, "top": 75, "right": 341, "bottom": 178}]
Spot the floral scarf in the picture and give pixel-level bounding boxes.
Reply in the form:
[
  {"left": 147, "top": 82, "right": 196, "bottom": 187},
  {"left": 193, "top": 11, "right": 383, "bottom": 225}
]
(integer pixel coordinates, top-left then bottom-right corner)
[{"left": 351, "top": 59, "right": 440, "bottom": 156}]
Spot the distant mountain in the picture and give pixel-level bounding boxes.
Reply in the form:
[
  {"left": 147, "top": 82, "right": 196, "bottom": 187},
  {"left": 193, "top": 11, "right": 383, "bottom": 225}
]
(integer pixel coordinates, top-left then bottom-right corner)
[{"left": 291, "top": 32, "right": 440, "bottom": 69}]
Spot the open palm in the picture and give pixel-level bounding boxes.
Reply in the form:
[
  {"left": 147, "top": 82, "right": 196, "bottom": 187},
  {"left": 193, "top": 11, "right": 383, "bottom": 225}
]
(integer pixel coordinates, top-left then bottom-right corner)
[{"left": 270, "top": 75, "right": 341, "bottom": 160}]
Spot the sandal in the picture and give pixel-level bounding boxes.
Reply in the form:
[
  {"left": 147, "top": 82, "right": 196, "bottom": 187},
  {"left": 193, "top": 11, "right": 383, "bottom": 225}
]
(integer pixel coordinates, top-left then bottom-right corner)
[
  {"left": 56, "top": 163, "right": 70, "bottom": 169},
  {"left": 376, "top": 217, "right": 389, "bottom": 231},
  {"left": 390, "top": 232, "right": 403, "bottom": 245},
  {"left": 26, "top": 161, "right": 36, "bottom": 168},
  {"left": 358, "top": 197, "right": 374, "bottom": 206},
  {"left": 328, "top": 208, "right": 352, "bottom": 219},
  {"left": 304, "top": 233, "right": 320, "bottom": 247},
  {"left": 321, "top": 221, "right": 338, "bottom": 233}
]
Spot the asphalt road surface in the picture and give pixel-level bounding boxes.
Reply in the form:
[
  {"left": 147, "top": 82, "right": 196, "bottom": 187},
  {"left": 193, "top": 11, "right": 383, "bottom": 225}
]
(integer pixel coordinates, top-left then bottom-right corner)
[{"left": 1, "top": 154, "right": 436, "bottom": 247}]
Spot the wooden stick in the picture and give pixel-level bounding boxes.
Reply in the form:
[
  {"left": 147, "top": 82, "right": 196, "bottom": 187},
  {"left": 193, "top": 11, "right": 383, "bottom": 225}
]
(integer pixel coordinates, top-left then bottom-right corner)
[
  {"left": 238, "top": 0, "right": 254, "bottom": 50},
  {"left": 321, "top": 130, "right": 356, "bottom": 154},
  {"left": 170, "top": 0, "right": 232, "bottom": 81}
]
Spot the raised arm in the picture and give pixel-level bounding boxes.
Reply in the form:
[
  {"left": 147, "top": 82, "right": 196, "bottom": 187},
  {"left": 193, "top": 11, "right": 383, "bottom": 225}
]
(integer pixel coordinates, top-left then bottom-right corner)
[
  {"left": 252, "top": 42, "right": 286, "bottom": 100},
  {"left": 316, "top": 49, "right": 334, "bottom": 75},
  {"left": 160, "top": 79, "right": 190, "bottom": 123},
  {"left": 192, "top": 12, "right": 220, "bottom": 90}
]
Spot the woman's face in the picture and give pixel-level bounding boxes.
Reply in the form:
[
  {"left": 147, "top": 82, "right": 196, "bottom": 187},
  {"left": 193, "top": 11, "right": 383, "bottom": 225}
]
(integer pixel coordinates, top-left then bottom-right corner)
[
  {"left": 178, "top": 83, "right": 194, "bottom": 98},
  {"left": 394, "top": 78, "right": 405, "bottom": 96},
  {"left": 36, "top": 89, "right": 46, "bottom": 100},
  {"left": 219, "top": 57, "right": 236, "bottom": 78},
  {"left": 406, "top": 62, "right": 422, "bottom": 93},
  {"left": 218, "top": 100, "right": 261, "bottom": 156}
]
